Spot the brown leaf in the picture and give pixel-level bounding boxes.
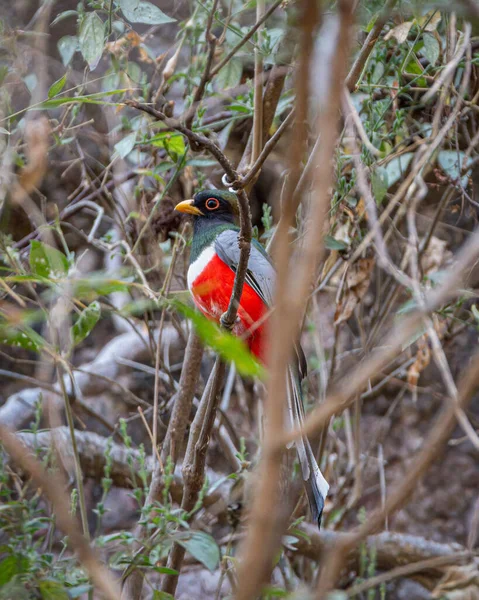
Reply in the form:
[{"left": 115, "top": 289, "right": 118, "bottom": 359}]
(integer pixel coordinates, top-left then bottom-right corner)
[
  {"left": 384, "top": 20, "right": 414, "bottom": 44},
  {"left": 421, "top": 236, "right": 451, "bottom": 276},
  {"left": 334, "top": 258, "right": 374, "bottom": 325},
  {"left": 407, "top": 336, "right": 431, "bottom": 387},
  {"left": 13, "top": 117, "right": 50, "bottom": 201},
  {"left": 432, "top": 563, "right": 479, "bottom": 599}
]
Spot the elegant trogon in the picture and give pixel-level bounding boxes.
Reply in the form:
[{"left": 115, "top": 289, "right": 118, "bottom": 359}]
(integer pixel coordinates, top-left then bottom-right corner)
[{"left": 175, "top": 189, "right": 329, "bottom": 526}]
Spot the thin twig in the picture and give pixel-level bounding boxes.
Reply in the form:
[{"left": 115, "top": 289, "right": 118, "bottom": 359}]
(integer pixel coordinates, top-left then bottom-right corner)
[{"left": 209, "top": 0, "right": 284, "bottom": 78}]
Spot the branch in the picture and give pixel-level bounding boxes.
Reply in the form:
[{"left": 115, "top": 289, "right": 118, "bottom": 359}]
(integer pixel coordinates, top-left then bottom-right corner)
[
  {"left": 234, "top": 0, "right": 356, "bottom": 596},
  {"left": 160, "top": 330, "right": 204, "bottom": 465},
  {"left": 209, "top": 0, "right": 284, "bottom": 79},
  {"left": 345, "top": 0, "right": 398, "bottom": 91},
  {"left": 161, "top": 359, "right": 227, "bottom": 596},
  {"left": 124, "top": 100, "right": 238, "bottom": 184}
]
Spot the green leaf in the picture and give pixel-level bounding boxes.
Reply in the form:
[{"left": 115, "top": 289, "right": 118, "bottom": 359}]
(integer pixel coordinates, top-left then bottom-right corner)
[
  {"left": 403, "top": 55, "right": 427, "bottom": 87},
  {"left": 48, "top": 73, "right": 67, "bottom": 99},
  {"left": 51, "top": 10, "right": 78, "bottom": 26},
  {"left": 172, "top": 301, "right": 263, "bottom": 378},
  {"left": 0, "top": 555, "right": 29, "bottom": 585},
  {"left": 149, "top": 132, "right": 185, "bottom": 158},
  {"left": 186, "top": 158, "right": 217, "bottom": 167},
  {"left": 120, "top": 0, "right": 176, "bottom": 25},
  {"left": 114, "top": 132, "right": 137, "bottom": 159},
  {"left": 38, "top": 89, "right": 129, "bottom": 109},
  {"left": 422, "top": 33, "right": 439, "bottom": 66},
  {"left": 324, "top": 235, "right": 348, "bottom": 251},
  {"left": 71, "top": 276, "right": 131, "bottom": 299},
  {"left": 0, "top": 325, "right": 46, "bottom": 352},
  {"left": 216, "top": 58, "right": 243, "bottom": 90},
  {"left": 174, "top": 531, "right": 220, "bottom": 572},
  {"left": 153, "top": 592, "right": 175, "bottom": 600},
  {"left": 152, "top": 567, "right": 178, "bottom": 575},
  {"left": 29, "top": 240, "right": 69, "bottom": 278},
  {"left": 57, "top": 36, "right": 78, "bottom": 66},
  {"left": 71, "top": 301, "right": 101, "bottom": 346},
  {"left": 378, "top": 152, "right": 414, "bottom": 189},
  {"left": 39, "top": 580, "right": 69, "bottom": 600},
  {"left": 67, "top": 584, "right": 92, "bottom": 599},
  {"left": 79, "top": 12, "right": 105, "bottom": 71},
  {"left": 370, "top": 169, "right": 388, "bottom": 205},
  {"left": 471, "top": 304, "right": 479, "bottom": 323}
]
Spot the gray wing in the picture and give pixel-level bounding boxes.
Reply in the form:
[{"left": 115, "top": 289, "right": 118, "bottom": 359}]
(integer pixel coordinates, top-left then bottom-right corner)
[{"left": 215, "top": 229, "right": 276, "bottom": 306}]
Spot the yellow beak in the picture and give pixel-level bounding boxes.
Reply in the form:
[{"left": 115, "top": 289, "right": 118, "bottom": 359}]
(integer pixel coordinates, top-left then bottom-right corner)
[{"left": 174, "top": 199, "right": 203, "bottom": 216}]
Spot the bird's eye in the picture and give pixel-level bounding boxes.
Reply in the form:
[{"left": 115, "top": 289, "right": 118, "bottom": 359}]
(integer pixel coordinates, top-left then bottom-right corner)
[{"left": 206, "top": 198, "right": 220, "bottom": 210}]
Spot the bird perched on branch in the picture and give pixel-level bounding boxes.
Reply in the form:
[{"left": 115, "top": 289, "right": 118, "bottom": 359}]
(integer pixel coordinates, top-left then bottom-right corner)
[{"left": 175, "top": 189, "right": 329, "bottom": 527}]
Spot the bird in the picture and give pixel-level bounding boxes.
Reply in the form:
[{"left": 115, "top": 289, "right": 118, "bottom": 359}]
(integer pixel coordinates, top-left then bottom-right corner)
[{"left": 175, "top": 189, "right": 329, "bottom": 527}]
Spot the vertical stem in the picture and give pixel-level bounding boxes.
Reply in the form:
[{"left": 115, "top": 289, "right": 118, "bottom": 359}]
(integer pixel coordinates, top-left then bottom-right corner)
[
  {"left": 56, "top": 365, "right": 90, "bottom": 540},
  {"left": 252, "top": 0, "right": 265, "bottom": 166}
]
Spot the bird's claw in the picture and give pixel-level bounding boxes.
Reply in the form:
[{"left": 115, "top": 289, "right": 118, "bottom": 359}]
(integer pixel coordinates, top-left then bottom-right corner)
[{"left": 220, "top": 312, "right": 239, "bottom": 330}]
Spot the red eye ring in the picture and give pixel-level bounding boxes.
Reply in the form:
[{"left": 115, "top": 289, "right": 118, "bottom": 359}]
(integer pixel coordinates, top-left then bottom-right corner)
[{"left": 206, "top": 197, "right": 220, "bottom": 210}]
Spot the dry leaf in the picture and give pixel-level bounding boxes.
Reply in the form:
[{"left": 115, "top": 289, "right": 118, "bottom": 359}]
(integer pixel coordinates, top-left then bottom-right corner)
[
  {"left": 13, "top": 117, "right": 49, "bottom": 202},
  {"left": 384, "top": 20, "right": 414, "bottom": 43},
  {"left": 432, "top": 563, "right": 479, "bottom": 599},
  {"left": 356, "top": 197, "right": 366, "bottom": 219},
  {"left": 334, "top": 258, "right": 374, "bottom": 325},
  {"left": 421, "top": 236, "right": 451, "bottom": 276},
  {"left": 321, "top": 250, "right": 339, "bottom": 281},
  {"left": 407, "top": 335, "right": 431, "bottom": 387},
  {"left": 422, "top": 11, "right": 442, "bottom": 32}
]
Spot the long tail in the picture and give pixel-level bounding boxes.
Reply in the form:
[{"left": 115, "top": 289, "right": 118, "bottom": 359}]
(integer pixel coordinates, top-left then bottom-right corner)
[{"left": 287, "top": 366, "right": 329, "bottom": 528}]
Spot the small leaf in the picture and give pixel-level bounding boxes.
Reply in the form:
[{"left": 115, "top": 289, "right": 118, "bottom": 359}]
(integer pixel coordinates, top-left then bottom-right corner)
[
  {"left": 153, "top": 592, "right": 175, "bottom": 600},
  {"left": 72, "top": 276, "right": 130, "bottom": 299},
  {"left": 378, "top": 152, "right": 414, "bottom": 189},
  {"left": 471, "top": 304, "right": 479, "bottom": 323},
  {"left": 186, "top": 158, "right": 217, "bottom": 167},
  {"left": 421, "top": 10, "right": 441, "bottom": 32},
  {"left": 29, "top": 240, "right": 69, "bottom": 278},
  {"left": 0, "top": 325, "right": 46, "bottom": 352},
  {"left": 384, "top": 20, "right": 414, "bottom": 44},
  {"left": 172, "top": 301, "right": 263, "bottom": 378},
  {"left": 174, "top": 531, "right": 220, "bottom": 572},
  {"left": 216, "top": 58, "right": 243, "bottom": 90},
  {"left": 324, "top": 235, "right": 348, "bottom": 251},
  {"left": 164, "top": 135, "right": 185, "bottom": 161},
  {"left": 153, "top": 567, "right": 178, "bottom": 575},
  {"left": 437, "top": 150, "right": 468, "bottom": 186},
  {"left": 114, "top": 132, "right": 137, "bottom": 159},
  {"left": 71, "top": 301, "right": 101, "bottom": 346},
  {"left": 79, "top": 12, "right": 105, "bottom": 70},
  {"left": 38, "top": 89, "right": 128, "bottom": 109},
  {"left": 0, "top": 555, "right": 29, "bottom": 585},
  {"left": 48, "top": 73, "right": 67, "bottom": 99},
  {"left": 39, "top": 579, "right": 69, "bottom": 600},
  {"left": 57, "top": 36, "right": 78, "bottom": 66},
  {"left": 67, "top": 584, "right": 92, "bottom": 599},
  {"left": 370, "top": 169, "right": 388, "bottom": 205},
  {"left": 422, "top": 33, "right": 440, "bottom": 66},
  {"left": 120, "top": 0, "right": 176, "bottom": 25},
  {"left": 51, "top": 10, "right": 78, "bottom": 26}
]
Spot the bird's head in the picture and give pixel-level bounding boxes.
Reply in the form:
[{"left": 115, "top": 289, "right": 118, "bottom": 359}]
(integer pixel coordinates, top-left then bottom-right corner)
[{"left": 174, "top": 189, "right": 239, "bottom": 223}]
